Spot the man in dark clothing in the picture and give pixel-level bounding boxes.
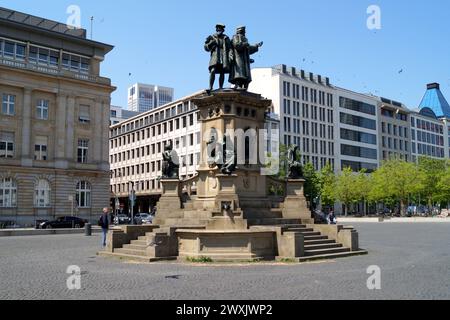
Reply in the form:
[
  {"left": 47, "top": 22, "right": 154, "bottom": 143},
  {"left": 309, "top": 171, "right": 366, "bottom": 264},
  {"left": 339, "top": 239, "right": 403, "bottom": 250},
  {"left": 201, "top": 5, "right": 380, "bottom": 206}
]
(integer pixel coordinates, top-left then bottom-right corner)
[
  {"left": 98, "top": 207, "right": 110, "bottom": 247},
  {"left": 204, "top": 23, "right": 232, "bottom": 91}
]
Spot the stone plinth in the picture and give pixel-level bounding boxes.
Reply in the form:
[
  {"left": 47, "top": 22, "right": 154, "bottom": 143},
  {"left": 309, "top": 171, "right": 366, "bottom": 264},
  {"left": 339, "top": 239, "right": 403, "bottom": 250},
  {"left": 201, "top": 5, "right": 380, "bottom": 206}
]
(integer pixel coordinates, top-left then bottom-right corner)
[
  {"left": 176, "top": 229, "right": 276, "bottom": 262},
  {"left": 282, "top": 179, "right": 311, "bottom": 220},
  {"left": 214, "top": 174, "right": 241, "bottom": 214},
  {"left": 153, "top": 179, "right": 183, "bottom": 225}
]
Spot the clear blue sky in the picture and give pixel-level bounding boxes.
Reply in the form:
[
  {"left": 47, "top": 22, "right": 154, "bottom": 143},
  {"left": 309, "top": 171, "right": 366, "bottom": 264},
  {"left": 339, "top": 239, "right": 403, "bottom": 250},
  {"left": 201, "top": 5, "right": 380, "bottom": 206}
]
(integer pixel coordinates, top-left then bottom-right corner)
[{"left": 3, "top": 0, "right": 450, "bottom": 108}]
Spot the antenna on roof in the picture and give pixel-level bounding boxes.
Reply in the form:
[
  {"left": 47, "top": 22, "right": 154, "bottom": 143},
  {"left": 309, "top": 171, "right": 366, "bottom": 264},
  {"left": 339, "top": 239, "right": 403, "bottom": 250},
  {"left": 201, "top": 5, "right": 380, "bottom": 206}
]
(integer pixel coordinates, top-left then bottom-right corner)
[{"left": 90, "top": 16, "right": 94, "bottom": 39}]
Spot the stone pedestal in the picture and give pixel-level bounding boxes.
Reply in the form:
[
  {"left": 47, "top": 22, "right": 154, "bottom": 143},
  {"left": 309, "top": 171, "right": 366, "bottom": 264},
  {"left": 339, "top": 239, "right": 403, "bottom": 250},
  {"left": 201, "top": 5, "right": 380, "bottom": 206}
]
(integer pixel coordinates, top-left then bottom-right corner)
[
  {"left": 282, "top": 179, "right": 310, "bottom": 220},
  {"left": 153, "top": 179, "right": 183, "bottom": 225},
  {"left": 214, "top": 174, "right": 241, "bottom": 215}
]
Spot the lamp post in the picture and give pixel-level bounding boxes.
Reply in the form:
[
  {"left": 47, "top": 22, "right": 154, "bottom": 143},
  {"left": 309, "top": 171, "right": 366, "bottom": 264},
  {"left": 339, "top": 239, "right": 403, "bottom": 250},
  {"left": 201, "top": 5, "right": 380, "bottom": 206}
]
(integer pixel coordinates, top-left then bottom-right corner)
[{"left": 129, "top": 182, "right": 135, "bottom": 225}]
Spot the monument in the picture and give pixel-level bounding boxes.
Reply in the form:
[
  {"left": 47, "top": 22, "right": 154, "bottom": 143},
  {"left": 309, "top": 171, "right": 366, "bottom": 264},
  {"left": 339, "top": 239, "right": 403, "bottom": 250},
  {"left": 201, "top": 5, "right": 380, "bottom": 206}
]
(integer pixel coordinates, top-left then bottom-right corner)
[{"left": 100, "top": 25, "right": 367, "bottom": 263}]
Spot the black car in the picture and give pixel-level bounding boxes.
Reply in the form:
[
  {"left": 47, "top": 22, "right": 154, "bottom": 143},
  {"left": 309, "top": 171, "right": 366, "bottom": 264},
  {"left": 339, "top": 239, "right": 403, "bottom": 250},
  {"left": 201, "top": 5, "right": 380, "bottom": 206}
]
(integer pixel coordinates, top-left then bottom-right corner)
[{"left": 39, "top": 216, "right": 87, "bottom": 229}]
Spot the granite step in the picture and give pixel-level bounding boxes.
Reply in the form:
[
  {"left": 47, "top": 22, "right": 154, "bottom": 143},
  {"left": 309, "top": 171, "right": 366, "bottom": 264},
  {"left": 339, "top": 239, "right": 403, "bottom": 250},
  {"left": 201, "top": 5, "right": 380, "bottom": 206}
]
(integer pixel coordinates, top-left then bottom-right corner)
[
  {"left": 123, "top": 244, "right": 148, "bottom": 250},
  {"left": 303, "top": 235, "right": 329, "bottom": 241},
  {"left": 247, "top": 218, "right": 302, "bottom": 226},
  {"left": 304, "top": 247, "right": 350, "bottom": 256},
  {"left": 130, "top": 240, "right": 147, "bottom": 245},
  {"left": 304, "top": 243, "right": 343, "bottom": 250},
  {"left": 304, "top": 239, "right": 335, "bottom": 245},
  {"left": 297, "top": 250, "right": 368, "bottom": 262},
  {"left": 99, "top": 251, "right": 177, "bottom": 263},
  {"left": 115, "top": 248, "right": 148, "bottom": 256}
]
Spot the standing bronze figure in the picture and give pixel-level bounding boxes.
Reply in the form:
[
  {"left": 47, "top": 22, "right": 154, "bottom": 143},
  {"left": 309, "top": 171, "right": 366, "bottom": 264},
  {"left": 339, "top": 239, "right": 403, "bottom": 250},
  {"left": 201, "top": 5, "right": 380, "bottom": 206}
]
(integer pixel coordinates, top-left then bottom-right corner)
[
  {"left": 287, "top": 145, "right": 303, "bottom": 179},
  {"left": 204, "top": 24, "right": 232, "bottom": 92},
  {"left": 229, "top": 26, "right": 263, "bottom": 90},
  {"left": 162, "top": 144, "right": 179, "bottom": 179}
]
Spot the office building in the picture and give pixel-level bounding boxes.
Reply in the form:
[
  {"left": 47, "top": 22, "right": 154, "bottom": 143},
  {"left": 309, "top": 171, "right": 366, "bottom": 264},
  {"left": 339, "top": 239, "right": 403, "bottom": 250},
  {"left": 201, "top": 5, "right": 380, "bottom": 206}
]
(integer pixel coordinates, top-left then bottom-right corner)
[
  {"left": 109, "top": 92, "right": 202, "bottom": 213},
  {"left": 127, "top": 83, "right": 174, "bottom": 113},
  {"left": 110, "top": 105, "right": 139, "bottom": 126},
  {"left": 0, "top": 7, "right": 114, "bottom": 226}
]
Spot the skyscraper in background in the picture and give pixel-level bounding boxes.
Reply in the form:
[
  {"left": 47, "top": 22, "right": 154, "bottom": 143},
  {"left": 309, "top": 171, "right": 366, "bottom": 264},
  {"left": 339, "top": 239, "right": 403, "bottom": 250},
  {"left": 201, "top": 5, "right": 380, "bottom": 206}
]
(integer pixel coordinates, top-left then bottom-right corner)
[{"left": 127, "top": 83, "right": 174, "bottom": 113}]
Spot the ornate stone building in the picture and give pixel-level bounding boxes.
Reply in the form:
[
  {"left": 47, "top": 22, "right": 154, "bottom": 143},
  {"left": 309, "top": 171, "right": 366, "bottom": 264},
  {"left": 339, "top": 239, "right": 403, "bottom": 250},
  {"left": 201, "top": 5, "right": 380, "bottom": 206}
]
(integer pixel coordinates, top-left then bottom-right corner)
[{"left": 0, "top": 8, "right": 115, "bottom": 226}]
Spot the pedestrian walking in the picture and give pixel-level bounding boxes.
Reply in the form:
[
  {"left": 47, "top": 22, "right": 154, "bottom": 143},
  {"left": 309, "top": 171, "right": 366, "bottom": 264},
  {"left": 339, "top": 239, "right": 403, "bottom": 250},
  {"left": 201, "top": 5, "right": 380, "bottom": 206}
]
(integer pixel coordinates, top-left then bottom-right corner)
[{"left": 98, "top": 207, "right": 110, "bottom": 247}]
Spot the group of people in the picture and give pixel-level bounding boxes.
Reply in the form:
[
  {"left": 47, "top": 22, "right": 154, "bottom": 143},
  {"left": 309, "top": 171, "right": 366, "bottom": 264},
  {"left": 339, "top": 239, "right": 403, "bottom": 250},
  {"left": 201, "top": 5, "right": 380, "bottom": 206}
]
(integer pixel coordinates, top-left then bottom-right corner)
[{"left": 205, "top": 24, "right": 263, "bottom": 91}]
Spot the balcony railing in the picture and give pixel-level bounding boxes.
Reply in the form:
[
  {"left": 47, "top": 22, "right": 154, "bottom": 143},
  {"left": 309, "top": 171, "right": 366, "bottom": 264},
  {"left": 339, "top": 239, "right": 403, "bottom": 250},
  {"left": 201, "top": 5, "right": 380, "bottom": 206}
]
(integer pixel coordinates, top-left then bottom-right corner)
[{"left": 0, "top": 57, "right": 111, "bottom": 85}]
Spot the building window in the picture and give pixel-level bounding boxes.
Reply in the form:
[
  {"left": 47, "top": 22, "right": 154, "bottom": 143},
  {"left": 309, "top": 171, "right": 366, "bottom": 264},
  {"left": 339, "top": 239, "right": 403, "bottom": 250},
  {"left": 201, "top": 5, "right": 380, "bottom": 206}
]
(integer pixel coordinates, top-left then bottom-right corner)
[
  {"left": 36, "top": 99, "right": 49, "bottom": 120},
  {"left": 77, "top": 139, "right": 89, "bottom": 163},
  {"left": 0, "top": 177, "right": 17, "bottom": 208},
  {"left": 2, "top": 94, "right": 15, "bottom": 115},
  {"left": 0, "top": 39, "right": 26, "bottom": 60},
  {"left": 0, "top": 131, "right": 14, "bottom": 158},
  {"left": 34, "top": 136, "right": 48, "bottom": 161},
  {"left": 34, "top": 179, "right": 51, "bottom": 208},
  {"left": 79, "top": 105, "right": 91, "bottom": 123},
  {"left": 76, "top": 181, "right": 91, "bottom": 208}
]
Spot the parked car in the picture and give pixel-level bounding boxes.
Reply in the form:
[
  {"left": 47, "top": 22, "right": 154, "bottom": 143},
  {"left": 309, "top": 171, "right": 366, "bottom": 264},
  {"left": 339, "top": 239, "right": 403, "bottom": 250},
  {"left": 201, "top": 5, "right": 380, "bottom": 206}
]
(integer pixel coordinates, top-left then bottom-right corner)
[
  {"left": 39, "top": 216, "right": 87, "bottom": 229},
  {"left": 114, "top": 214, "right": 131, "bottom": 225},
  {"left": 134, "top": 213, "right": 154, "bottom": 225}
]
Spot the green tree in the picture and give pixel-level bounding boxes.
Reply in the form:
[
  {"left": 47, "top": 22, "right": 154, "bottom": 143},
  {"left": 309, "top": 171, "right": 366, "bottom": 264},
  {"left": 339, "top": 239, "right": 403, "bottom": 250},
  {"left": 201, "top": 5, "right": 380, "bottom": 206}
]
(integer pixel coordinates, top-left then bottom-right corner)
[
  {"left": 334, "top": 167, "right": 360, "bottom": 216},
  {"left": 354, "top": 169, "right": 372, "bottom": 216},
  {"left": 418, "top": 156, "right": 447, "bottom": 211},
  {"left": 303, "top": 162, "right": 320, "bottom": 211},
  {"left": 436, "top": 162, "right": 450, "bottom": 208},
  {"left": 370, "top": 159, "right": 424, "bottom": 216},
  {"left": 318, "top": 163, "right": 336, "bottom": 208}
]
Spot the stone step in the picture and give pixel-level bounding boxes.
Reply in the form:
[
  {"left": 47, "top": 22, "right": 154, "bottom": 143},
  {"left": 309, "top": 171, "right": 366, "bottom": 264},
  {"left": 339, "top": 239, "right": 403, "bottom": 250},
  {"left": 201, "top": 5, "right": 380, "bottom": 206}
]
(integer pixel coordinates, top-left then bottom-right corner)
[
  {"left": 130, "top": 240, "right": 147, "bottom": 245},
  {"left": 285, "top": 227, "right": 314, "bottom": 233},
  {"left": 247, "top": 218, "right": 302, "bottom": 226},
  {"left": 183, "top": 210, "right": 211, "bottom": 219},
  {"left": 123, "top": 244, "right": 148, "bottom": 250},
  {"left": 304, "top": 239, "right": 335, "bottom": 245},
  {"left": 297, "top": 250, "right": 368, "bottom": 262},
  {"left": 303, "top": 235, "right": 329, "bottom": 241},
  {"left": 304, "top": 243, "right": 343, "bottom": 250},
  {"left": 115, "top": 248, "right": 148, "bottom": 256},
  {"left": 304, "top": 247, "right": 350, "bottom": 256},
  {"left": 297, "top": 231, "right": 321, "bottom": 236},
  {"left": 98, "top": 251, "right": 177, "bottom": 263},
  {"left": 138, "top": 236, "right": 148, "bottom": 241}
]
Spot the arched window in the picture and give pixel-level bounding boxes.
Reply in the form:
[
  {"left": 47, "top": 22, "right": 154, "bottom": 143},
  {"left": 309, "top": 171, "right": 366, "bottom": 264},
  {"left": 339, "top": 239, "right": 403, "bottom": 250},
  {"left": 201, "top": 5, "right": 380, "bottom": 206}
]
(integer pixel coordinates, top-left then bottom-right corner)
[
  {"left": 34, "top": 179, "right": 51, "bottom": 207},
  {"left": 0, "top": 177, "right": 17, "bottom": 207},
  {"left": 76, "top": 181, "right": 91, "bottom": 208}
]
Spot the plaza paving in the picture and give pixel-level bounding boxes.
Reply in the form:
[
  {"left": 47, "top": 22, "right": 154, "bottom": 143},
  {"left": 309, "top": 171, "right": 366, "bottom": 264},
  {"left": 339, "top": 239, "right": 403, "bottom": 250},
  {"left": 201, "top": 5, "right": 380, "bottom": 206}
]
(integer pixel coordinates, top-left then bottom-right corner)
[{"left": 0, "top": 222, "right": 449, "bottom": 300}]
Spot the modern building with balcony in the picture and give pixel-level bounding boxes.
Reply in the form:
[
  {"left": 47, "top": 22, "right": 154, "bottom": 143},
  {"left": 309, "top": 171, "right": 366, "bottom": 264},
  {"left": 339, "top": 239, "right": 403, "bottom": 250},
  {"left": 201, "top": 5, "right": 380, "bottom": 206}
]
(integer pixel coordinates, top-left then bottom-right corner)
[
  {"left": 110, "top": 105, "right": 139, "bottom": 126},
  {"left": 0, "top": 7, "right": 115, "bottom": 226}
]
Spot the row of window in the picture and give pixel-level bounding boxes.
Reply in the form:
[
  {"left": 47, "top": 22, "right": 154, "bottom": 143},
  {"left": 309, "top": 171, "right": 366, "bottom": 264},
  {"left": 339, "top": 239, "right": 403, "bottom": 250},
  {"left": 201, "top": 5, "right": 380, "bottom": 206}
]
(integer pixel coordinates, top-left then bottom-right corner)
[
  {"left": 341, "top": 128, "right": 377, "bottom": 145},
  {"left": 111, "top": 153, "right": 200, "bottom": 178},
  {"left": 412, "top": 129, "right": 444, "bottom": 146},
  {"left": 0, "top": 178, "right": 92, "bottom": 208},
  {"left": 412, "top": 143, "right": 445, "bottom": 158},
  {"left": 282, "top": 81, "right": 333, "bottom": 107},
  {"left": 341, "top": 144, "right": 378, "bottom": 160},
  {"left": 0, "top": 37, "right": 90, "bottom": 74},
  {"left": 1, "top": 93, "right": 92, "bottom": 124},
  {"left": 340, "top": 113, "right": 377, "bottom": 130},
  {"left": 283, "top": 100, "right": 334, "bottom": 124},
  {"left": 1, "top": 94, "right": 48, "bottom": 119},
  {"left": 111, "top": 102, "right": 195, "bottom": 137},
  {"left": 382, "top": 152, "right": 409, "bottom": 162},
  {"left": 382, "top": 137, "right": 410, "bottom": 152},
  {"left": 110, "top": 135, "right": 199, "bottom": 164},
  {"left": 340, "top": 97, "right": 376, "bottom": 116},
  {"left": 341, "top": 160, "right": 377, "bottom": 173},
  {"left": 110, "top": 114, "right": 197, "bottom": 149},
  {"left": 381, "top": 122, "right": 409, "bottom": 138},
  {"left": 381, "top": 109, "right": 407, "bottom": 121},
  {"left": 411, "top": 117, "right": 444, "bottom": 134},
  {"left": 0, "top": 132, "right": 89, "bottom": 164}
]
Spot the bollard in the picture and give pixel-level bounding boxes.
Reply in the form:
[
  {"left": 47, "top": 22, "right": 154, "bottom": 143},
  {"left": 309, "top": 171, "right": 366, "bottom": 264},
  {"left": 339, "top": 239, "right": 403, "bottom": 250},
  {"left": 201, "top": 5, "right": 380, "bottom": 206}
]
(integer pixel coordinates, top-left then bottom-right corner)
[{"left": 85, "top": 223, "right": 92, "bottom": 236}]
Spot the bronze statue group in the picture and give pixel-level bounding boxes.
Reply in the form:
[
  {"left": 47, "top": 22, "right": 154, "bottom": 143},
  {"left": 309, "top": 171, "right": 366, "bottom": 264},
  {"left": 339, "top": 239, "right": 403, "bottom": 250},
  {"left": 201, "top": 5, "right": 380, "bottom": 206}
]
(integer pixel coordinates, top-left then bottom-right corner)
[{"left": 205, "top": 24, "right": 263, "bottom": 92}]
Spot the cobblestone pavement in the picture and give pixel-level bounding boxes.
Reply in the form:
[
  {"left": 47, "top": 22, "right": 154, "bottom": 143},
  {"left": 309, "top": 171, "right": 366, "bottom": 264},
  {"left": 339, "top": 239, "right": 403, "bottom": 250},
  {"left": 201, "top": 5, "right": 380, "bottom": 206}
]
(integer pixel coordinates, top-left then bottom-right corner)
[{"left": 0, "top": 223, "right": 449, "bottom": 300}]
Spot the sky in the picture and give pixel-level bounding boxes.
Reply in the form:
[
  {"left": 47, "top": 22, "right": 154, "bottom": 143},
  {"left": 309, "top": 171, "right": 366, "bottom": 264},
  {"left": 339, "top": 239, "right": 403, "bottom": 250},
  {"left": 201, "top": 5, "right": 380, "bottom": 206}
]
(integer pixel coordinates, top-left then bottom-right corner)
[{"left": 3, "top": 0, "right": 450, "bottom": 109}]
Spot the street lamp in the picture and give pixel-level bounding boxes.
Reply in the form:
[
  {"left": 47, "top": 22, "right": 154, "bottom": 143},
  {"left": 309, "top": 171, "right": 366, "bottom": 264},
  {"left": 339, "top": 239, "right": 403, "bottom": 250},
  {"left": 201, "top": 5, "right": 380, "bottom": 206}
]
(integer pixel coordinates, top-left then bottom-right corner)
[{"left": 129, "top": 181, "right": 136, "bottom": 225}]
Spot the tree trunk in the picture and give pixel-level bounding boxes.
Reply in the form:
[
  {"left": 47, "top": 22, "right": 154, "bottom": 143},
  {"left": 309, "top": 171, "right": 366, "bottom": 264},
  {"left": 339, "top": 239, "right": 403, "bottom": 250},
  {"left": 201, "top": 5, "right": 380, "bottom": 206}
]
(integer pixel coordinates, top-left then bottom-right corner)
[{"left": 400, "top": 199, "right": 406, "bottom": 217}]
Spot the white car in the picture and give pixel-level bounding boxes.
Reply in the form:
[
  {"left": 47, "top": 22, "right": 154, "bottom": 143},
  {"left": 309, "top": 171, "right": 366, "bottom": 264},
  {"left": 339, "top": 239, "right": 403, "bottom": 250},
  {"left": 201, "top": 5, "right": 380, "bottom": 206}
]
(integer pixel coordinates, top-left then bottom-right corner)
[{"left": 134, "top": 213, "right": 154, "bottom": 224}]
